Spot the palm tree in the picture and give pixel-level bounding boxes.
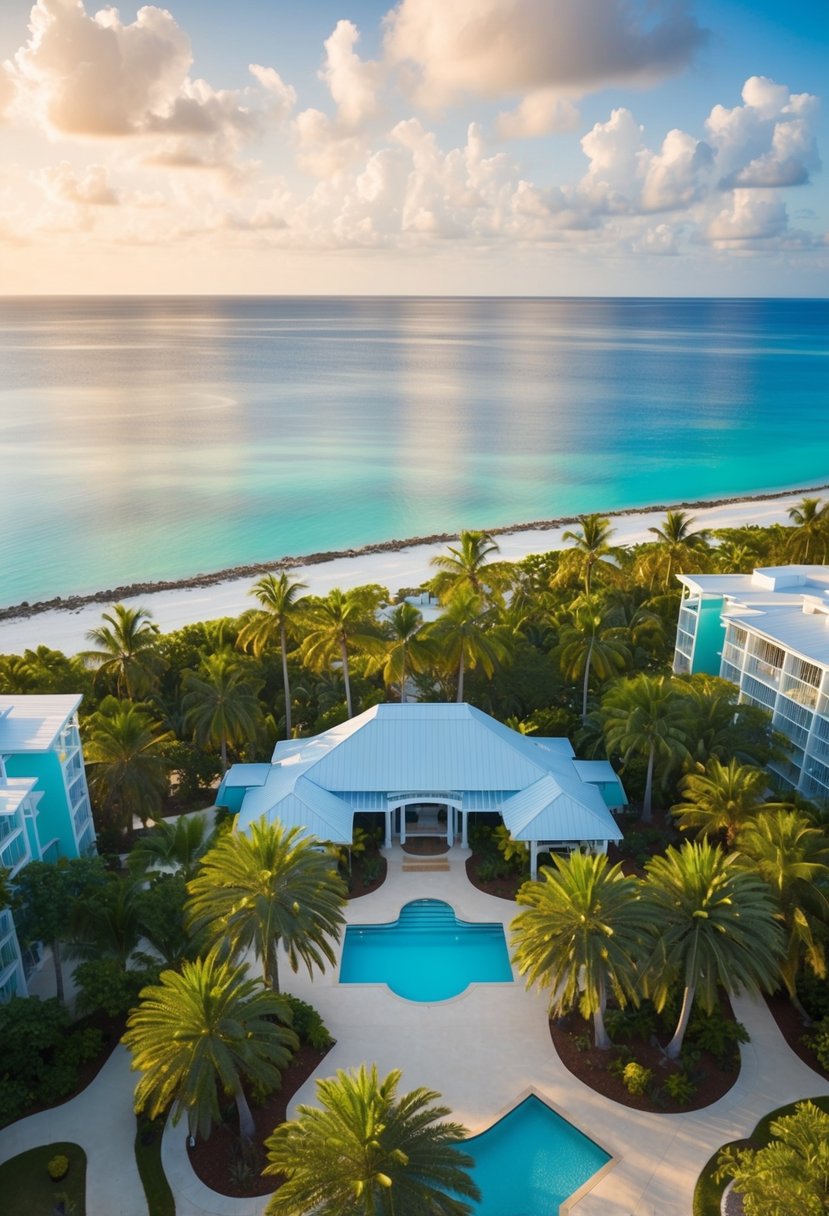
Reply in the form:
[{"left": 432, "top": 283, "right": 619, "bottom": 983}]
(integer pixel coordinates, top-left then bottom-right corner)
[
  {"left": 366, "top": 601, "right": 436, "bottom": 701},
  {"left": 84, "top": 697, "right": 173, "bottom": 831},
  {"left": 263, "top": 1064, "right": 480, "bottom": 1216},
  {"left": 601, "top": 674, "right": 690, "bottom": 822},
  {"left": 68, "top": 873, "right": 143, "bottom": 967},
  {"left": 123, "top": 948, "right": 297, "bottom": 1142},
  {"left": 128, "top": 812, "right": 215, "bottom": 881},
  {"left": 181, "top": 651, "right": 262, "bottom": 773},
  {"left": 641, "top": 840, "right": 784, "bottom": 1059},
  {"left": 427, "top": 589, "right": 509, "bottom": 702},
  {"left": 237, "top": 572, "right": 308, "bottom": 739},
  {"left": 81, "top": 604, "right": 163, "bottom": 698},
  {"left": 300, "top": 588, "right": 381, "bottom": 718},
  {"left": 511, "top": 853, "right": 649, "bottom": 1049},
  {"left": 186, "top": 819, "right": 347, "bottom": 992},
  {"left": 716, "top": 1100, "right": 829, "bottom": 1216},
  {"left": 430, "top": 529, "right": 506, "bottom": 605},
  {"left": 672, "top": 757, "right": 782, "bottom": 847},
  {"left": 558, "top": 514, "right": 617, "bottom": 594},
  {"left": 786, "top": 497, "right": 829, "bottom": 563},
  {"left": 645, "top": 510, "right": 711, "bottom": 589},
  {"left": 555, "top": 597, "right": 629, "bottom": 722},
  {"left": 735, "top": 810, "right": 829, "bottom": 1017}
]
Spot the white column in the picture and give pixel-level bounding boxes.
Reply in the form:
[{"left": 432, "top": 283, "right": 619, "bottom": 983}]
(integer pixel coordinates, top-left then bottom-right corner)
[
  {"left": 400, "top": 805, "right": 406, "bottom": 845},
  {"left": 461, "top": 809, "right": 468, "bottom": 849},
  {"left": 446, "top": 805, "right": 453, "bottom": 847},
  {"left": 530, "top": 840, "right": 539, "bottom": 880},
  {"left": 384, "top": 810, "right": 392, "bottom": 849}
]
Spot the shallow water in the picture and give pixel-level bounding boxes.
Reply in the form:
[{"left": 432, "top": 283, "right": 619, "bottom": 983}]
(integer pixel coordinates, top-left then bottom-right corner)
[{"left": 1, "top": 296, "right": 826, "bottom": 607}]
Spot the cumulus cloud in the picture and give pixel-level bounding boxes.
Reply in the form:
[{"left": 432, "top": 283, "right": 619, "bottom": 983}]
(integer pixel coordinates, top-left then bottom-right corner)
[
  {"left": 249, "top": 64, "right": 297, "bottom": 122},
  {"left": 319, "top": 21, "right": 383, "bottom": 128},
  {"left": 0, "top": 63, "right": 16, "bottom": 119},
  {"left": 384, "top": 0, "right": 707, "bottom": 108},
  {"left": 496, "top": 90, "right": 580, "bottom": 140},
  {"left": 707, "top": 76, "right": 820, "bottom": 190},
  {"left": 707, "top": 190, "right": 788, "bottom": 243},
  {"left": 38, "top": 160, "right": 118, "bottom": 205}
]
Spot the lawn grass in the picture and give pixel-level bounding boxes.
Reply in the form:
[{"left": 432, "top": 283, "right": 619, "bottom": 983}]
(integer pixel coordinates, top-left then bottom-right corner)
[
  {"left": 0, "top": 1141, "right": 86, "bottom": 1216},
  {"left": 693, "top": 1094, "right": 829, "bottom": 1216},
  {"left": 134, "top": 1114, "right": 175, "bottom": 1216}
]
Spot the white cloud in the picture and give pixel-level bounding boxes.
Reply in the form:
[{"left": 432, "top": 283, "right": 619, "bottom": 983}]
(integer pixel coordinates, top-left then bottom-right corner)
[
  {"left": 38, "top": 160, "right": 118, "bottom": 205},
  {"left": 319, "top": 21, "right": 383, "bottom": 129},
  {"left": 249, "top": 64, "right": 297, "bottom": 122},
  {"left": 707, "top": 76, "right": 820, "bottom": 190},
  {"left": 496, "top": 90, "right": 580, "bottom": 140},
  {"left": 707, "top": 190, "right": 788, "bottom": 243},
  {"left": 384, "top": 0, "right": 707, "bottom": 108}
]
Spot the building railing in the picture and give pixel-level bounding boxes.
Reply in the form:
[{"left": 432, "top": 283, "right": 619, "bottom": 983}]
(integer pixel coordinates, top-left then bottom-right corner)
[{"left": 744, "top": 655, "right": 783, "bottom": 687}]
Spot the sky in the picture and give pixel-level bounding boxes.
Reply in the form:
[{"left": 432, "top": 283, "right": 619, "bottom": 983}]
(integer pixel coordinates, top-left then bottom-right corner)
[{"left": 0, "top": 0, "right": 826, "bottom": 295}]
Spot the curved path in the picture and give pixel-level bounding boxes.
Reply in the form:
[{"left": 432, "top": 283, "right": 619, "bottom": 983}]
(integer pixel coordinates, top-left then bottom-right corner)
[{"left": 3, "top": 846, "right": 829, "bottom": 1216}]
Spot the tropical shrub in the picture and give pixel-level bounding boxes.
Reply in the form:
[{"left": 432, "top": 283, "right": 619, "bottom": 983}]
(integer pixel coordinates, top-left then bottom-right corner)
[
  {"left": 663, "top": 1071, "right": 696, "bottom": 1105},
  {"left": 684, "top": 1006, "right": 749, "bottom": 1069},
  {"left": 360, "top": 856, "right": 384, "bottom": 885},
  {"left": 0, "top": 998, "right": 103, "bottom": 1125},
  {"left": 622, "top": 1061, "right": 653, "bottom": 1096},
  {"left": 47, "top": 1154, "right": 70, "bottom": 1180},
  {"left": 806, "top": 1016, "right": 829, "bottom": 1072},
  {"left": 604, "top": 1003, "right": 658, "bottom": 1044},
  {"left": 280, "top": 995, "right": 334, "bottom": 1050},
  {"left": 715, "top": 1100, "right": 829, "bottom": 1216},
  {"left": 74, "top": 958, "right": 161, "bottom": 1018}
]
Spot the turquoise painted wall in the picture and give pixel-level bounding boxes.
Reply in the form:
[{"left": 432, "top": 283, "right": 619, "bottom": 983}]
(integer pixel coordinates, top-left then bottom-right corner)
[
  {"left": 692, "top": 598, "right": 726, "bottom": 675},
  {"left": 215, "top": 783, "right": 246, "bottom": 814},
  {"left": 4, "top": 753, "right": 78, "bottom": 859}
]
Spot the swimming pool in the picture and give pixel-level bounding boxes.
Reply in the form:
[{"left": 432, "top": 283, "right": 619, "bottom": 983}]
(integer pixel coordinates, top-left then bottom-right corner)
[
  {"left": 465, "top": 1095, "right": 611, "bottom": 1215},
  {"left": 339, "top": 899, "right": 513, "bottom": 1001}
]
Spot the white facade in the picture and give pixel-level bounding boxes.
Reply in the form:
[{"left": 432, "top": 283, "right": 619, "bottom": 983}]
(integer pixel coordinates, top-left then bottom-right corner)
[{"left": 673, "top": 566, "right": 829, "bottom": 799}]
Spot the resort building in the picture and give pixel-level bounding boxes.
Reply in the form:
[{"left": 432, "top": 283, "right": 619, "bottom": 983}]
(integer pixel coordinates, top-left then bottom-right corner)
[
  {"left": 0, "top": 695, "right": 95, "bottom": 1001},
  {"left": 672, "top": 565, "right": 829, "bottom": 799},
  {"left": 219, "top": 702, "right": 626, "bottom": 878}
]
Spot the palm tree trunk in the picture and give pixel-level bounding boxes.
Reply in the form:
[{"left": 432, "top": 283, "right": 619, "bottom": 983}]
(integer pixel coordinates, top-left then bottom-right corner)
[
  {"left": 220, "top": 733, "right": 228, "bottom": 774},
  {"left": 265, "top": 937, "right": 280, "bottom": 993},
  {"left": 582, "top": 637, "right": 594, "bottom": 723},
  {"left": 234, "top": 1081, "right": 256, "bottom": 1143},
  {"left": 666, "top": 983, "right": 696, "bottom": 1059},
  {"left": 399, "top": 649, "right": 408, "bottom": 704},
  {"left": 456, "top": 651, "right": 465, "bottom": 702},
  {"left": 281, "top": 623, "right": 292, "bottom": 739},
  {"left": 642, "top": 744, "right": 655, "bottom": 824},
  {"left": 592, "top": 977, "right": 611, "bottom": 1050},
  {"left": 340, "top": 638, "right": 353, "bottom": 718},
  {"left": 52, "top": 937, "right": 64, "bottom": 1004}
]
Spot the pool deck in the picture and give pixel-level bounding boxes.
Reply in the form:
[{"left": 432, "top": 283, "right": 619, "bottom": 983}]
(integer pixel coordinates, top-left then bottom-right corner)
[{"left": 4, "top": 843, "right": 829, "bottom": 1215}]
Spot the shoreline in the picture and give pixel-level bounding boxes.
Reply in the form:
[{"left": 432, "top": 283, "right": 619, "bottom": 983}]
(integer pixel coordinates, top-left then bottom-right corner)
[
  {"left": 1, "top": 483, "right": 826, "bottom": 658},
  {"left": 3, "top": 482, "right": 827, "bottom": 625}
]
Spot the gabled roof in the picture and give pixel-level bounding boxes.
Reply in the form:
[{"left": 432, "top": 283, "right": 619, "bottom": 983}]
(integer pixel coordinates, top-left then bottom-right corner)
[
  {"left": 237, "top": 774, "right": 353, "bottom": 843},
  {"left": 501, "top": 775, "right": 622, "bottom": 843},
  {"left": 0, "top": 696, "right": 82, "bottom": 753}
]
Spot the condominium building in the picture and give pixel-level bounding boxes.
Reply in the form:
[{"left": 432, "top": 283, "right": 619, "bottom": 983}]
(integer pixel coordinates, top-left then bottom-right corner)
[
  {"left": 0, "top": 695, "right": 95, "bottom": 1001},
  {"left": 672, "top": 566, "right": 829, "bottom": 800}
]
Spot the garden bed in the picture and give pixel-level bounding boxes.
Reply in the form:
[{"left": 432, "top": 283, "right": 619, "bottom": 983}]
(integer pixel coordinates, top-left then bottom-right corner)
[
  {"left": 0, "top": 1141, "right": 86, "bottom": 1216},
  {"left": 464, "top": 854, "right": 523, "bottom": 901},
  {"left": 187, "top": 1042, "right": 333, "bottom": 1197},
  {"left": 549, "top": 996, "right": 743, "bottom": 1114},
  {"left": 347, "top": 854, "right": 387, "bottom": 899},
  {"left": 764, "top": 992, "right": 829, "bottom": 1079}
]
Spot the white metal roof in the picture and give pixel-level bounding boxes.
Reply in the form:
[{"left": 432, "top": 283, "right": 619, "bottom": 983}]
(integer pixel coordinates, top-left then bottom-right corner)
[
  {"left": 0, "top": 776, "right": 39, "bottom": 815},
  {"left": 0, "top": 695, "right": 82, "bottom": 753},
  {"left": 724, "top": 605, "right": 829, "bottom": 669},
  {"left": 231, "top": 703, "right": 623, "bottom": 844},
  {"left": 501, "top": 775, "right": 622, "bottom": 842}
]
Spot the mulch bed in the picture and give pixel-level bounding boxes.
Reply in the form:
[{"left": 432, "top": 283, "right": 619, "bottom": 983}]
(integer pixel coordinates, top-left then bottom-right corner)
[
  {"left": 402, "top": 838, "right": 450, "bottom": 855},
  {"left": 347, "top": 855, "right": 388, "bottom": 899},
  {"left": 464, "top": 855, "right": 523, "bottom": 902},
  {"left": 764, "top": 992, "right": 829, "bottom": 1079},
  {"left": 550, "top": 1009, "right": 741, "bottom": 1113},
  {"left": 187, "top": 1042, "right": 333, "bottom": 1198}
]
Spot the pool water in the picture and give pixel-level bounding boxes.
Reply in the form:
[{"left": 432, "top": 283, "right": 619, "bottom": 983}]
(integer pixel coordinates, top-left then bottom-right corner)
[
  {"left": 465, "top": 1095, "right": 610, "bottom": 1215},
  {"left": 339, "top": 899, "right": 513, "bottom": 1001}
]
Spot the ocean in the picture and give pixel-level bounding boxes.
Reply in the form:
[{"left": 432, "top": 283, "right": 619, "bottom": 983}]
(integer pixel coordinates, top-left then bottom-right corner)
[{"left": 1, "top": 296, "right": 827, "bottom": 610}]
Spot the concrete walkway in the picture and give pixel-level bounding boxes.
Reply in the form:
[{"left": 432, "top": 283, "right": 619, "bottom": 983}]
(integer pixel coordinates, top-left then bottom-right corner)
[
  {"left": 0, "top": 1043, "right": 146, "bottom": 1216},
  {"left": 4, "top": 844, "right": 829, "bottom": 1215}
]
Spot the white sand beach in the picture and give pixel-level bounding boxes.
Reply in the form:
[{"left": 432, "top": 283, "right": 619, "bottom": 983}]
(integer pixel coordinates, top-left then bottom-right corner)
[{"left": 0, "top": 489, "right": 819, "bottom": 658}]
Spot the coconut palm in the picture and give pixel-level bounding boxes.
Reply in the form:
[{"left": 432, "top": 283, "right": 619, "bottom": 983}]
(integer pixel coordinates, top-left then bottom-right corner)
[
  {"left": 181, "top": 651, "right": 263, "bottom": 773},
  {"left": 81, "top": 604, "right": 163, "bottom": 698},
  {"left": 84, "top": 697, "right": 173, "bottom": 831},
  {"left": 511, "top": 852, "right": 650, "bottom": 1049},
  {"left": 68, "top": 873, "right": 143, "bottom": 967},
  {"left": 671, "top": 757, "right": 783, "bottom": 847},
  {"left": 128, "top": 812, "right": 216, "bottom": 881},
  {"left": 786, "top": 497, "right": 829, "bottom": 564},
  {"left": 641, "top": 840, "right": 784, "bottom": 1059},
  {"left": 366, "top": 601, "right": 436, "bottom": 701},
  {"left": 716, "top": 1100, "right": 829, "bottom": 1216},
  {"left": 426, "top": 588, "right": 510, "bottom": 702},
  {"left": 263, "top": 1064, "right": 480, "bottom": 1216},
  {"left": 644, "top": 510, "right": 711, "bottom": 589},
  {"left": 430, "top": 529, "right": 506, "bottom": 606},
  {"left": 186, "top": 819, "right": 347, "bottom": 992},
  {"left": 300, "top": 588, "right": 382, "bottom": 718},
  {"left": 557, "top": 514, "right": 617, "bottom": 594},
  {"left": 554, "top": 597, "right": 630, "bottom": 722},
  {"left": 123, "top": 948, "right": 297, "bottom": 1142},
  {"left": 600, "top": 674, "right": 691, "bottom": 822},
  {"left": 735, "top": 810, "right": 829, "bottom": 1016},
  {"left": 237, "top": 572, "right": 308, "bottom": 739}
]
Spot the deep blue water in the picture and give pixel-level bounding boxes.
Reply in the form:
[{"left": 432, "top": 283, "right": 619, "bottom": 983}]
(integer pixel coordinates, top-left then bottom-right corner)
[
  {"left": 1, "top": 296, "right": 826, "bottom": 608},
  {"left": 339, "top": 899, "right": 512, "bottom": 1001}
]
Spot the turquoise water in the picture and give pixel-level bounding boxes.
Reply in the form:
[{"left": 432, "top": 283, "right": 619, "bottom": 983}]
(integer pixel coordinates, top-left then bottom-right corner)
[
  {"left": 1, "top": 296, "right": 827, "bottom": 608},
  {"left": 339, "top": 899, "right": 512, "bottom": 1000},
  {"left": 465, "top": 1095, "right": 610, "bottom": 1215}
]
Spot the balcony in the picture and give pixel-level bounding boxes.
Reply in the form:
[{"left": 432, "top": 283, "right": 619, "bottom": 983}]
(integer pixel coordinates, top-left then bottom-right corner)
[{"left": 744, "top": 656, "right": 783, "bottom": 689}]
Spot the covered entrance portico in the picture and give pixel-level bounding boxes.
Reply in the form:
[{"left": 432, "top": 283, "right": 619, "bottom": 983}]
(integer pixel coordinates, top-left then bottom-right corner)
[{"left": 383, "top": 792, "right": 464, "bottom": 848}]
